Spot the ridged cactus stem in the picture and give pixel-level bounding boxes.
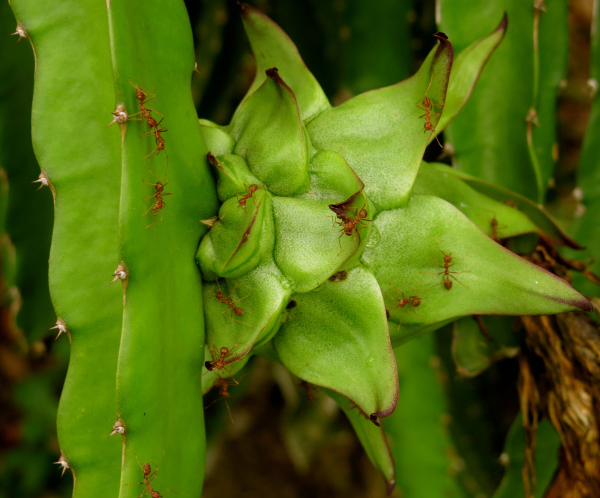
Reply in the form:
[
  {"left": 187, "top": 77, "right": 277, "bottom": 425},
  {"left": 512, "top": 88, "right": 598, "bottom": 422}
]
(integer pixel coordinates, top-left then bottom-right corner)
[
  {"left": 106, "top": 0, "right": 217, "bottom": 496},
  {"left": 9, "top": 0, "right": 124, "bottom": 495}
]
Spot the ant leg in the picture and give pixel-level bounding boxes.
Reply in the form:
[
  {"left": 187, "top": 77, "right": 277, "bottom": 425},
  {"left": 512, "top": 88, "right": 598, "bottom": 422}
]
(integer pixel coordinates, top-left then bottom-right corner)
[
  {"left": 229, "top": 293, "right": 250, "bottom": 305},
  {"left": 449, "top": 273, "right": 470, "bottom": 289},
  {"left": 145, "top": 211, "right": 163, "bottom": 229},
  {"left": 142, "top": 202, "right": 157, "bottom": 216}
]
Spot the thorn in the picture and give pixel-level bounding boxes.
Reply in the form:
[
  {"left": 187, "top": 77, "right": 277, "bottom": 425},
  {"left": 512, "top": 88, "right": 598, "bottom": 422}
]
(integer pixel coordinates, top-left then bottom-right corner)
[
  {"left": 193, "top": 61, "right": 201, "bottom": 75},
  {"left": 50, "top": 318, "right": 68, "bottom": 340},
  {"left": 53, "top": 452, "right": 69, "bottom": 477},
  {"left": 200, "top": 216, "right": 218, "bottom": 227},
  {"left": 107, "top": 104, "right": 127, "bottom": 127},
  {"left": 10, "top": 22, "right": 27, "bottom": 43},
  {"left": 110, "top": 264, "right": 127, "bottom": 285},
  {"left": 526, "top": 107, "right": 539, "bottom": 127},
  {"left": 32, "top": 171, "right": 50, "bottom": 191},
  {"left": 107, "top": 419, "right": 125, "bottom": 438}
]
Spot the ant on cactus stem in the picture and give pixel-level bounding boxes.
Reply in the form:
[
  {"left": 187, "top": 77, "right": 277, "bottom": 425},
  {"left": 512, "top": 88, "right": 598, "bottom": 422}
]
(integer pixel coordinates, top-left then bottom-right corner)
[
  {"left": 421, "top": 238, "right": 470, "bottom": 290},
  {"left": 127, "top": 454, "right": 177, "bottom": 498},
  {"left": 142, "top": 173, "right": 172, "bottom": 228}
]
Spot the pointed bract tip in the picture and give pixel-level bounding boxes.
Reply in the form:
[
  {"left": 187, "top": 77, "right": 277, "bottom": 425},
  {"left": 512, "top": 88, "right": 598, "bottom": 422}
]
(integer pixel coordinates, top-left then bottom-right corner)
[
  {"left": 497, "top": 12, "right": 508, "bottom": 32},
  {"left": 580, "top": 297, "right": 594, "bottom": 312},
  {"left": 386, "top": 479, "right": 396, "bottom": 495},
  {"left": 434, "top": 31, "right": 449, "bottom": 40},
  {"left": 206, "top": 151, "right": 218, "bottom": 166},
  {"left": 265, "top": 67, "right": 281, "bottom": 82},
  {"left": 238, "top": 2, "right": 250, "bottom": 16},
  {"left": 369, "top": 414, "right": 381, "bottom": 427}
]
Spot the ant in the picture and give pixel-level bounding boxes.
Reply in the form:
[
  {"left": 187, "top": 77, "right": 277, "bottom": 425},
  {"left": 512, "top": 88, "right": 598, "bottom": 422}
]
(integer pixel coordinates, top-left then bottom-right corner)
[
  {"left": 329, "top": 196, "right": 371, "bottom": 253},
  {"left": 220, "top": 184, "right": 262, "bottom": 219},
  {"left": 127, "top": 79, "right": 168, "bottom": 171},
  {"left": 387, "top": 282, "right": 423, "bottom": 329},
  {"left": 127, "top": 454, "right": 162, "bottom": 498},
  {"left": 299, "top": 380, "right": 317, "bottom": 401},
  {"left": 205, "top": 377, "right": 238, "bottom": 423},
  {"left": 479, "top": 207, "right": 507, "bottom": 242},
  {"left": 421, "top": 239, "right": 470, "bottom": 290},
  {"left": 213, "top": 278, "right": 250, "bottom": 326},
  {"left": 334, "top": 205, "right": 370, "bottom": 253},
  {"left": 142, "top": 122, "right": 169, "bottom": 172},
  {"left": 142, "top": 177, "right": 172, "bottom": 228},
  {"left": 236, "top": 184, "right": 260, "bottom": 214},
  {"left": 204, "top": 344, "right": 242, "bottom": 379},
  {"left": 409, "top": 71, "right": 444, "bottom": 149}
]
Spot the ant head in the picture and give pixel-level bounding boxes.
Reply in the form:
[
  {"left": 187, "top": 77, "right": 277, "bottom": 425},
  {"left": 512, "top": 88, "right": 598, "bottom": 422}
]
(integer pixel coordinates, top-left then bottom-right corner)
[
  {"left": 220, "top": 347, "right": 229, "bottom": 355},
  {"left": 151, "top": 492, "right": 161, "bottom": 498},
  {"left": 424, "top": 122, "right": 433, "bottom": 131},
  {"left": 422, "top": 96, "right": 431, "bottom": 106},
  {"left": 359, "top": 208, "right": 367, "bottom": 218},
  {"left": 148, "top": 117, "right": 158, "bottom": 127},
  {"left": 443, "top": 254, "right": 452, "bottom": 263},
  {"left": 248, "top": 184, "right": 258, "bottom": 193}
]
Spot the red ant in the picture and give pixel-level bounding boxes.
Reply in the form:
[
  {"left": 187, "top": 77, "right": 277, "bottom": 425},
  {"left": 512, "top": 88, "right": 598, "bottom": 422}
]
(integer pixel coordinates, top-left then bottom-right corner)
[
  {"left": 142, "top": 121, "right": 169, "bottom": 172},
  {"left": 236, "top": 184, "right": 260, "bottom": 214},
  {"left": 299, "top": 380, "right": 317, "bottom": 401},
  {"left": 220, "top": 184, "right": 261, "bottom": 219},
  {"left": 127, "top": 79, "right": 168, "bottom": 171},
  {"left": 329, "top": 196, "right": 371, "bottom": 254},
  {"left": 479, "top": 207, "right": 507, "bottom": 242},
  {"left": 203, "top": 344, "right": 242, "bottom": 380},
  {"left": 387, "top": 282, "right": 423, "bottom": 329},
  {"left": 421, "top": 239, "right": 470, "bottom": 290},
  {"left": 213, "top": 278, "right": 250, "bottom": 326},
  {"left": 127, "top": 454, "right": 163, "bottom": 498},
  {"left": 142, "top": 178, "right": 172, "bottom": 228},
  {"left": 409, "top": 71, "right": 444, "bottom": 149},
  {"left": 205, "top": 377, "right": 238, "bottom": 423},
  {"left": 334, "top": 205, "right": 370, "bottom": 253}
]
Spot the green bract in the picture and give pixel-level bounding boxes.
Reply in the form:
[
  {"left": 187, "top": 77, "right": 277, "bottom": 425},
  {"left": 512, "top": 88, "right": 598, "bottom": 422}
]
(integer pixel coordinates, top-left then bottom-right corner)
[{"left": 197, "top": 7, "right": 592, "bottom": 475}]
